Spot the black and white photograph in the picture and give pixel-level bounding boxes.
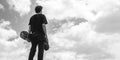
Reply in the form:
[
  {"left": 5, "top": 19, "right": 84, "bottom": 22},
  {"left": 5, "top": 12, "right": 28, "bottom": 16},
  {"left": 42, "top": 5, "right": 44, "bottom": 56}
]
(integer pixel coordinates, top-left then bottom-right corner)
[{"left": 0, "top": 0, "right": 120, "bottom": 60}]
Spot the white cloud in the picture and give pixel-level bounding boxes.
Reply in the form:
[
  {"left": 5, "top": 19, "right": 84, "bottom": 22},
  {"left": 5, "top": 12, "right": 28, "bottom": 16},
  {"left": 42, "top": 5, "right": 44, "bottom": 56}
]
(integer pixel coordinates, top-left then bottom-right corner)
[
  {"left": 93, "top": 9, "right": 120, "bottom": 33},
  {"left": 36, "top": 0, "right": 120, "bottom": 21},
  {"left": 44, "top": 52, "right": 79, "bottom": 60},
  {"left": 0, "top": 20, "right": 17, "bottom": 42},
  {"left": 105, "top": 42, "right": 120, "bottom": 60},
  {"left": 0, "top": 20, "right": 30, "bottom": 60},
  {"left": 7, "top": 0, "right": 31, "bottom": 16},
  {"left": 0, "top": 4, "right": 4, "bottom": 9},
  {"left": 36, "top": 0, "right": 95, "bottom": 20},
  {"left": 1, "top": 0, "right": 119, "bottom": 60},
  {"left": 36, "top": 0, "right": 120, "bottom": 60},
  {"left": 46, "top": 20, "right": 120, "bottom": 60}
]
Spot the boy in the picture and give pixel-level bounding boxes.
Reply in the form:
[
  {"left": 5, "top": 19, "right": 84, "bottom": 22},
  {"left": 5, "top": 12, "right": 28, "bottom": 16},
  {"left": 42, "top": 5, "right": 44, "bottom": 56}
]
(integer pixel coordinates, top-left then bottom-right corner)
[{"left": 28, "top": 5, "right": 49, "bottom": 60}]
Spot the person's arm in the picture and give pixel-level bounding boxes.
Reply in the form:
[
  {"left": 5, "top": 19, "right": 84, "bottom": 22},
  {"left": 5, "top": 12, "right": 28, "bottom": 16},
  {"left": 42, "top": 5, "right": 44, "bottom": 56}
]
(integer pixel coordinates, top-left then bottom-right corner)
[
  {"left": 28, "top": 25, "right": 32, "bottom": 34},
  {"left": 29, "top": 16, "right": 33, "bottom": 34},
  {"left": 42, "top": 24, "right": 49, "bottom": 43},
  {"left": 42, "top": 14, "right": 49, "bottom": 43},
  {"left": 27, "top": 25, "right": 31, "bottom": 42},
  {"left": 42, "top": 14, "right": 49, "bottom": 50}
]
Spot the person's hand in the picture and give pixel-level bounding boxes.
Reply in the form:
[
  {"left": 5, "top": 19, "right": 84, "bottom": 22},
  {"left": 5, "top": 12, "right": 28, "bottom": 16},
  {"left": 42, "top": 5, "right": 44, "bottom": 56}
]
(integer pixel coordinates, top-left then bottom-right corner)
[
  {"left": 44, "top": 42, "right": 49, "bottom": 51},
  {"left": 27, "top": 39, "right": 31, "bottom": 42}
]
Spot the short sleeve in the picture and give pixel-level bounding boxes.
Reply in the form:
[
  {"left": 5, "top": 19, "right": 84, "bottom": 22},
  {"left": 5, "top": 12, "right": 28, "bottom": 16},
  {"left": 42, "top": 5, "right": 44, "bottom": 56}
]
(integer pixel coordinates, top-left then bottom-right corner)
[
  {"left": 29, "top": 16, "right": 33, "bottom": 25},
  {"left": 28, "top": 15, "right": 34, "bottom": 25},
  {"left": 42, "top": 15, "right": 48, "bottom": 24}
]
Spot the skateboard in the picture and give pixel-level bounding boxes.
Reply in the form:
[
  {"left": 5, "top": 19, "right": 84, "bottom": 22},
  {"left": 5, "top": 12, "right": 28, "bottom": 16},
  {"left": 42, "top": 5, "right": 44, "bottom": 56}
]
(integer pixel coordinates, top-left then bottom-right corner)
[
  {"left": 20, "top": 31, "right": 30, "bottom": 42},
  {"left": 20, "top": 31, "right": 49, "bottom": 50}
]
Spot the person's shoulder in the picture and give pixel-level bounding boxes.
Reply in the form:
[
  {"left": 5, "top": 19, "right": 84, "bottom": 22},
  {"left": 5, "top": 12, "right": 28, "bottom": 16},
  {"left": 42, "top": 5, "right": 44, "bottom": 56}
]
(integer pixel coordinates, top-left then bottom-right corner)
[
  {"left": 33, "top": 14, "right": 38, "bottom": 17},
  {"left": 38, "top": 13, "right": 45, "bottom": 16},
  {"left": 38, "top": 14, "right": 46, "bottom": 18},
  {"left": 41, "top": 14, "right": 46, "bottom": 18},
  {"left": 31, "top": 13, "right": 45, "bottom": 18},
  {"left": 31, "top": 14, "right": 37, "bottom": 18}
]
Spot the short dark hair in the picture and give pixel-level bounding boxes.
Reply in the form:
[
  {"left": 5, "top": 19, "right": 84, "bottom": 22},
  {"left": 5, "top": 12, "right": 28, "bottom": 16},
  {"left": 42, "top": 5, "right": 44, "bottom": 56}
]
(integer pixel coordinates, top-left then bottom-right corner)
[{"left": 35, "top": 6, "right": 43, "bottom": 13}]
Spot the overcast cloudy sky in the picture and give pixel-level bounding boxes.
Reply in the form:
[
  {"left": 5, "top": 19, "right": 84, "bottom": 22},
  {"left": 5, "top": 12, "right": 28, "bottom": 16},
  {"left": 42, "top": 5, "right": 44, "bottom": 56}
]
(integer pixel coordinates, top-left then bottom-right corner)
[{"left": 0, "top": 0, "right": 120, "bottom": 60}]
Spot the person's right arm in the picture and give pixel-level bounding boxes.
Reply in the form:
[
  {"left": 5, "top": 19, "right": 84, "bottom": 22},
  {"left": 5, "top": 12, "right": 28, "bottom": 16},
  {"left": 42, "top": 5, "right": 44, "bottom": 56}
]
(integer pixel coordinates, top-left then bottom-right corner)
[
  {"left": 42, "top": 14, "right": 49, "bottom": 46},
  {"left": 42, "top": 24, "right": 48, "bottom": 43},
  {"left": 42, "top": 15, "right": 48, "bottom": 42}
]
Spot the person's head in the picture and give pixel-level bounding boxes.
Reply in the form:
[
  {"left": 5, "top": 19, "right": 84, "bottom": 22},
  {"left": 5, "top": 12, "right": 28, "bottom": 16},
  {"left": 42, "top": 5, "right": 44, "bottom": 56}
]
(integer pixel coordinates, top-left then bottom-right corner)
[{"left": 35, "top": 5, "right": 43, "bottom": 13}]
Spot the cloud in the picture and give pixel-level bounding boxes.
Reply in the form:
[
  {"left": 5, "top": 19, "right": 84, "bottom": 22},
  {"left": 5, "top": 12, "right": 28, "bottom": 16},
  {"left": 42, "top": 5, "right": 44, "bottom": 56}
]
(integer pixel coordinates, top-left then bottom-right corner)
[
  {"left": 0, "top": 19, "right": 30, "bottom": 60},
  {"left": 44, "top": 52, "right": 79, "bottom": 60},
  {"left": 36, "top": 0, "right": 120, "bottom": 21},
  {"left": 36, "top": 0, "right": 95, "bottom": 20},
  {"left": 0, "top": 19, "right": 17, "bottom": 42},
  {"left": 35, "top": 0, "right": 120, "bottom": 60},
  {"left": 47, "top": 20, "right": 120, "bottom": 60},
  {"left": 49, "top": 22, "right": 91, "bottom": 48},
  {"left": 1, "top": 0, "right": 119, "bottom": 60},
  {"left": 0, "top": 4, "right": 4, "bottom": 9},
  {"left": 7, "top": 0, "right": 31, "bottom": 16},
  {"left": 93, "top": 9, "right": 120, "bottom": 33}
]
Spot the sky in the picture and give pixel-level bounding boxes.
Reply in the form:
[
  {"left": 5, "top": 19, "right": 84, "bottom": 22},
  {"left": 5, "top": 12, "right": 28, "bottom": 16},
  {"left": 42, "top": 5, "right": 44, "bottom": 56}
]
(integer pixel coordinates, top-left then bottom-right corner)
[{"left": 0, "top": 0, "right": 120, "bottom": 60}]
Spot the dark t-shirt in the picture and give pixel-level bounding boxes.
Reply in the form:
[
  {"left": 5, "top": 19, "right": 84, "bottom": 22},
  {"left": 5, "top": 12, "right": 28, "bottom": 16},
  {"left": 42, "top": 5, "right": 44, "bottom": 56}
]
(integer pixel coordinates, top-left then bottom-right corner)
[{"left": 29, "top": 13, "right": 48, "bottom": 35}]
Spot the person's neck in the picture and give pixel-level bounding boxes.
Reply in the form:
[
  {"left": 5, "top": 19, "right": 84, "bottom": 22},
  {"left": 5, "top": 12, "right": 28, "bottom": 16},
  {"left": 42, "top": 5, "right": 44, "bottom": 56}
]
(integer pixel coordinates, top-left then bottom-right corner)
[
  {"left": 39, "top": 12, "right": 42, "bottom": 14},
  {"left": 36, "top": 12, "right": 42, "bottom": 14}
]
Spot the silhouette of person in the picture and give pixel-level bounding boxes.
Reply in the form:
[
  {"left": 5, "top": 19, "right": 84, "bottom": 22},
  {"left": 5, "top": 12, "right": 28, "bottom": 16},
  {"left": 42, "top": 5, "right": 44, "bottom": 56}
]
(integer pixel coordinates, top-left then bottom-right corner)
[{"left": 28, "top": 5, "right": 49, "bottom": 60}]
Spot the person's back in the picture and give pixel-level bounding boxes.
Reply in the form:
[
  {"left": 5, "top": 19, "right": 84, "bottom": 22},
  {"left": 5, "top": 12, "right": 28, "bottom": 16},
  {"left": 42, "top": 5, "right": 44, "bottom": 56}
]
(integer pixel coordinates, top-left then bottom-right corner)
[
  {"left": 28, "top": 5, "right": 49, "bottom": 60},
  {"left": 29, "top": 13, "right": 47, "bottom": 35}
]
